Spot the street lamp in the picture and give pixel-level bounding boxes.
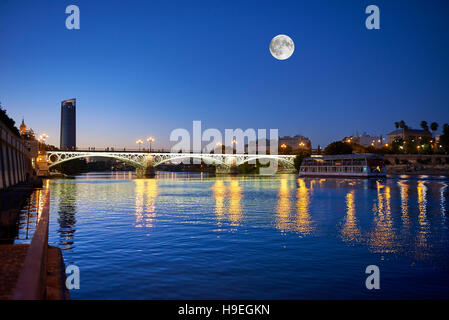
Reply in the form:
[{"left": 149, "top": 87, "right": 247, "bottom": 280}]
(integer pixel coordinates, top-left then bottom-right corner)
[
  {"left": 38, "top": 133, "right": 49, "bottom": 150},
  {"left": 147, "top": 137, "right": 155, "bottom": 152},
  {"left": 39, "top": 133, "right": 48, "bottom": 142},
  {"left": 136, "top": 139, "right": 143, "bottom": 151}
]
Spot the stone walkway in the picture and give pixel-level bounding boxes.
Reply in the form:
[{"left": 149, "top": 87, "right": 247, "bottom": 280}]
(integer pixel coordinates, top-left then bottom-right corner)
[
  {"left": 0, "top": 244, "right": 69, "bottom": 300},
  {"left": 0, "top": 244, "right": 29, "bottom": 299}
]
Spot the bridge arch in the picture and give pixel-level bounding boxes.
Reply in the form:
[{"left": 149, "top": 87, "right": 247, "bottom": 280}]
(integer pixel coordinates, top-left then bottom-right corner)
[
  {"left": 238, "top": 155, "right": 295, "bottom": 168},
  {"left": 153, "top": 154, "right": 229, "bottom": 167},
  {"left": 47, "top": 152, "right": 146, "bottom": 169}
]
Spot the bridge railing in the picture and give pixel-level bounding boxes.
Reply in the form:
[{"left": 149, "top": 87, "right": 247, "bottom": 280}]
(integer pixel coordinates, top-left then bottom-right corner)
[{"left": 50, "top": 148, "right": 297, "bottom": 157}]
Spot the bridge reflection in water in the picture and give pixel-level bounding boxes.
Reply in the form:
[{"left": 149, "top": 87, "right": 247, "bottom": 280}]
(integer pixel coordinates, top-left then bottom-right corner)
[{"left": 42, "top": 172, "right": 449, "bottom": 299}]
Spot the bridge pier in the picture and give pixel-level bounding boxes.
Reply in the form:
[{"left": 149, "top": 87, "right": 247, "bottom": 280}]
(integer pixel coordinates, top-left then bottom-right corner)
[
  {"left": 136, "top": 166, "right": 155, "bottom": 178},
  {"left": 215, "top": 165, "right": 239, "bottom": 175}
]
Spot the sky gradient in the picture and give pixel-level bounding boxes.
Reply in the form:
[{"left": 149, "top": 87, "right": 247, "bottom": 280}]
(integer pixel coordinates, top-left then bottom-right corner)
[{"left": 1, "top": 0, "right": 449, "bottom": 149}]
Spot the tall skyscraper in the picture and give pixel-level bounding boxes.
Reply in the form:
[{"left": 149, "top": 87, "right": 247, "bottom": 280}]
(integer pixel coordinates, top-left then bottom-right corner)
[{"left": 60, "top": 99, "right": 76, "bottom": 150}]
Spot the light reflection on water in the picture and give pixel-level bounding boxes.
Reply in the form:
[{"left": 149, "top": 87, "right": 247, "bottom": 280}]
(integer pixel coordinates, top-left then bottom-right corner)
[{"left": 46, "top": 172, "right": 449, "bottom": 299}]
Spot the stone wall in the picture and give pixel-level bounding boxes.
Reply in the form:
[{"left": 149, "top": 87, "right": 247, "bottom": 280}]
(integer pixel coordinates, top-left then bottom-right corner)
[{"left": 0, "top": 122, "right": 32, "bottom": 190}]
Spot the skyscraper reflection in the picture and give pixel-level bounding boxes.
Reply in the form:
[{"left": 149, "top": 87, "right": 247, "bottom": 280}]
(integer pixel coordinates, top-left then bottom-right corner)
[{"left": 56, "top": 182, "right": 77, "bottom": 249}]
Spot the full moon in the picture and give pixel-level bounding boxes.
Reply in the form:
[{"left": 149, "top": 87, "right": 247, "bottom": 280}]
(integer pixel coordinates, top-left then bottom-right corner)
[{"left": 269, "top": 34, "right": 294, "bottom": 60}]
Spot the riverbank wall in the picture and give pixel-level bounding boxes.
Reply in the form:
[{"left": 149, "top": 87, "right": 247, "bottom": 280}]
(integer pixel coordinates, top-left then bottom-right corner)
[
  {"left": 0, "top": 188, "right": 69, "bottom": 300},
  {"left": 0, "top": 121, "right": 34, "bottom": 190},
  {"left": 384, "top": 154, "right": 449, "bottom": 175}
]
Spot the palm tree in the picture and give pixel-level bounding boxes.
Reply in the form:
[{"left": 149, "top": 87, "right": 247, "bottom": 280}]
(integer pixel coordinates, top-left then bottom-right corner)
[
  {"left": 430, "top": 122, "right": 438, "bottom": 133},
  {"left": 394, "top": 122, "right": 399, "bottom": 129},
  {"left": 399, "top": 120, "right": 407, "bottom": 130},
  {"left": 420, "top": 121, "right": 429, "bottom": 132}
]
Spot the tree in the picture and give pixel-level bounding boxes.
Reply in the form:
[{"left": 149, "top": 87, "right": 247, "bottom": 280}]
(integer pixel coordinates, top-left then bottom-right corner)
[
  {"left": 399, "top": 120, "right": 408, "bottom": 130},
  {"left": 420, "top": 121, "right": 429, "bottom": 132},
  {"left": 279, "top": 144, "right": 293, "bottom": 155},
  {"left": 0, "top": 102, "right": 20, "bottom": 136},
  {"left": 394, "top": 122, "right": 399, "bottom": 129},
  {"left": 440, "top": 123, "right": 449, "bottom": 153},
  {"left": 323, "top": 141, "right": 353, "bottom": 155},
  {"left": 293, "top": 149, "right": 311, "bottom": 171},
  {"left": 430, "top": 122, "right": 439, "bottom": 133}
]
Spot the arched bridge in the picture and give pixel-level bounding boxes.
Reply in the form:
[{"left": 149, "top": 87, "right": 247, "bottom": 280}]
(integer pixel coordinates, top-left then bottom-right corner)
[{"left": 45, "top": 151, "right": 296, "bottom": 175}]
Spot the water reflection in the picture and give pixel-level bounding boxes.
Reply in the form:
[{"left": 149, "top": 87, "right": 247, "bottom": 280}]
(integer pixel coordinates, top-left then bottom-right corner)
[
  {"left": 211, "top": 178, "right": 242, "bottom": 228},
  {"left": 135, "top": 179, "right": 158, "bottom": 228},
  {"left": 46, "top": 173, "right": 449, "bottom": 299},
  {"left": 416, "top": 181, "right": 430, "bottom": 254},
  {"left": 295, "top": 179, "right": 313, "bottom": 235},
  {"left": 276, "top": 178, "right": 291, "bottom": 232},
  {"left": 398, "top": 180, "right": 410, "bottom": 229},
  {"left": 441, "top": 183, "right": 447, "bottom": 218},
  {"left": 368, "top": 182, "right": 397, "bottom": 254},
  {"left": 56, "top": 182, "right": 77, "bottom": 249},
  {"left": 340, "top": 190, "right": 361, "bottom": 243},
  {"left": 229, "top": 180, "right": 242, "bottom": 226},
  {"left": 212, "top": 180, "right": 226, "bottom": 220}
]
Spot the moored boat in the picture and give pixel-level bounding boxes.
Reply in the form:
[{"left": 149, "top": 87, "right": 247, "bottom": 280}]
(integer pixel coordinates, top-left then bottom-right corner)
[{"left": 299, "top": 154, "right": 386, "bottom": 178}]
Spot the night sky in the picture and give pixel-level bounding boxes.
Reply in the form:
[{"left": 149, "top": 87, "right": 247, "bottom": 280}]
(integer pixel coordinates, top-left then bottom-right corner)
[{"left": 1, "top": 0, "right": 448, "bottom": 148}]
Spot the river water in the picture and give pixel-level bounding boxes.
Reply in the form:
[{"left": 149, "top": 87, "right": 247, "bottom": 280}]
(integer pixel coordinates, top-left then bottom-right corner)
[{"left": 45, "top": 172, "right": 449, "bottom": 299}]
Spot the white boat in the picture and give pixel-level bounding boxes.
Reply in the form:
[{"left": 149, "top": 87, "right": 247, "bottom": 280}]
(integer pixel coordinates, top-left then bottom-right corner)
[{"left": 299, "top": 154, "right": 386, "bottom": 178}]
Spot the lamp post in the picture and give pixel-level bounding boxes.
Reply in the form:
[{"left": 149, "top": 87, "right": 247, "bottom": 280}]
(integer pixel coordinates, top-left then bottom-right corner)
[
  {"left": 38, "top": 133, "right": 49, "bottom": 150},
  {"left": 136, "top": 139, "right": 143, "bottom": 151},
  {"left": 147, "top": 137, "right": 155, "bottom": 152},
  {"left": 232, "top": 139, "right": 237, "bottom": 154},
  {"left": 280, "top": 143, "right": 287, "bottom": 154}
]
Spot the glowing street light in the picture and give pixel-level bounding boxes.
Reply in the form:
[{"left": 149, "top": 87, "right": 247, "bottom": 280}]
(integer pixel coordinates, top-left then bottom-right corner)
[
  {"left": 38, "top": 133, "right": 49, "bottom": 142},
  {"left": 136, "top": 139, "right": 143, "bottom": 151},
  {"left": 147, "top": 136, "right": 155, "bottom": 152}
]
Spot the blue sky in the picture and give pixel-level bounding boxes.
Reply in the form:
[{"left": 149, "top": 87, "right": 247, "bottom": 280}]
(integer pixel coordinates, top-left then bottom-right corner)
[{"left": 1, "top": 0, "right": 448, "bottom": 148}]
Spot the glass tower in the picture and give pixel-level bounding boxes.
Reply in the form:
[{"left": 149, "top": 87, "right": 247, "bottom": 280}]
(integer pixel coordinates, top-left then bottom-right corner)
[{"left": 60, "top": 99, "right": 76, "bottom": 150}]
